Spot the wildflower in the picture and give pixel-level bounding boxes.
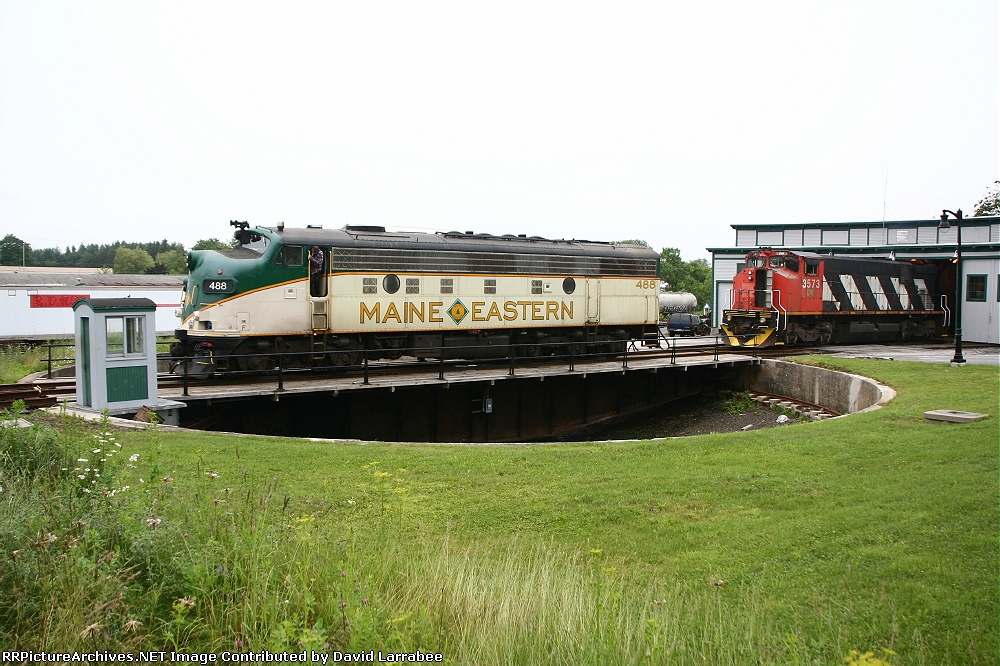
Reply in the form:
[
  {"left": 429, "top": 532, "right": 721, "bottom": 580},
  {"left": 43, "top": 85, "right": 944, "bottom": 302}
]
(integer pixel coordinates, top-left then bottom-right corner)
[
  {"left": 81, "top": 488, "right": 90, "bottom": 494},
  {"left": 139, "top": 478, "right": 144, "bottom": 483},
  {"left": 77, "top": 458, "right": 88, "bottom": 462},
  {"left": 84, "top": 468, "right": 90, "bottom": 472},
  {"left": 11, "top": 549, "right": 23, "bottom": 559},
  {"left": 71, "top": 520, "right": 86, "bottom": 527},
  {"left": 146, "top": 517, "right": 162, "bottom": 528},
  {"left": 182, "top": 533, "right": 189, "bottom": 538},
  {"left": 206, "top": 472, "right": 219, "bottom": 479},
  {"left": 123, "top": 619, "right": 143, "bottom": 632},
  {"left": 362, "top": 598, "right": 369, "bottom": 605},
  {"left": 340, "top": 601, "right": 348, "bottom": 608},
  {"left": 217, "top": 565, "right": 224, "bottom": 573},
  {"left": 213, "top": 499, "right": 225, "bottom": 505},
  {"left": 222, "top": 487, "right": 231, "bottom": 493},
  {"left": 77, "top": 475, "right": 85, "bottom": 480},
  {"left": 80, "top": 623, "right": 101, "bottom": 638},
  {"left": 340, "top": 571, "right": 347, "bottom": 577},
  {"left": 129, "top": 454, "right": 139, "bottom": 462},
  {"left": 176, "top": 596, "right": 196, "bottom": 608},
  {"left": 92, "top": 449, "right": 101, "bottom": 453},
  {"left": 235, "top": 639, "right": 244, "bottom": 649},
  {"left": 65, "top": 537, "right": 78, "bottom": 549},
  {"left": 346, "top": 499, "right": 356, "bottom": 505},
  {"left": 162, "top": 476, "right": 173, "bottom": 483}
]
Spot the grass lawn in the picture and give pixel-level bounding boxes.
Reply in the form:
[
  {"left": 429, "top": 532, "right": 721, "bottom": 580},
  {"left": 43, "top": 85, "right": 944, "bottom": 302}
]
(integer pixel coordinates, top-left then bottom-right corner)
[{"left": 3, "top": 357, "right": 996, "bottom": 664}]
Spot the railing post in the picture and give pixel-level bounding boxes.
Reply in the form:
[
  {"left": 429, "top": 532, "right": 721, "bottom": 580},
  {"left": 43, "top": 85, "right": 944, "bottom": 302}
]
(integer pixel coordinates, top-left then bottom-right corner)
[
  {"left": 182, "top": 355, "right": 189, "bottom": 397},
  {"left": 363, "top": 348, "right": 370, "bottom": 385},
  {"left": 714, "top": 336, "right": 719, "bottom": 361},
  {"left": 47, "top": 344, "right": 53, "bottom": 379},
  {"left": 508, "top": 346, "right": 515, "bottom": 376},
  {"left": 438, "top": 343, "right": 445, "bottom": 381},
  {"left": 671, "top": 337, "right": 676, "bottom": 365},
  {"left": 622, "top": 340, "right": 628, "bottom": 370},
  {"left": 569, "top": 343, "right": 574, "bottom": 372},
  {"left": 277, "top": 353, "right": 284, "bottom": 391}
]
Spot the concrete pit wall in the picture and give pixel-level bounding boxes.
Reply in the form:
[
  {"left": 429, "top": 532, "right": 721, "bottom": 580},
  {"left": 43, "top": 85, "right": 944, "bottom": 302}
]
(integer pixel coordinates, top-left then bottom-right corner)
[{"left": 745, "top": 359, "right": 885, "bottom": 414}]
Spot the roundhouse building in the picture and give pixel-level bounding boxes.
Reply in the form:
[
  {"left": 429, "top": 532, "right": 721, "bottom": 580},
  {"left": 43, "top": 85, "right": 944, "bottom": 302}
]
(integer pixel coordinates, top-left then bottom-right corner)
[{"left": 709, "top": 216, "right": 1000, "bottom": 344}]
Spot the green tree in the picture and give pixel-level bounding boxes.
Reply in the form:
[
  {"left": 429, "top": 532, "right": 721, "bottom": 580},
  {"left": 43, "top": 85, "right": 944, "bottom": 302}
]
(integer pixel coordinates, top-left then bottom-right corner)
[
  {"left": 113, "top": 247, "right": 155, "bottom": 274},
  {"left": 193, "top": 238, "right": 236, "bottom": 250},
  {"left": 0, "top": 235, "right": 30, "bottom": 266},
  {"left": 615, "top": 239, "right": 650, "bottom": 247},
  {"left": 973, "top": 181, "right": 1000, "bottom": 216},
  {"left": 658, "top": 247, "right": 712, "bottom": 309},
  {"left": 155, "top": 250, "right": 188, "bottom": 274}
]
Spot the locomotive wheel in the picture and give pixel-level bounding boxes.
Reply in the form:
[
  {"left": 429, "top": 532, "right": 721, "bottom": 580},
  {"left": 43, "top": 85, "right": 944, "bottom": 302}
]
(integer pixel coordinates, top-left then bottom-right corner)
[
  {"left": 333, "top": 350, "right": 359, "bottom": 366},
  {"left": 517, "top": 344, "right": 540, "bottom": 358},
  {"left": 238, "top": 354, "right": 276, "bottom": 371}
]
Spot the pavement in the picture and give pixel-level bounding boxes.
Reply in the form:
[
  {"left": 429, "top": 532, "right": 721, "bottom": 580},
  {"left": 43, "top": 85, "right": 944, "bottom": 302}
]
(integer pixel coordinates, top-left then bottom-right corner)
[{"left": 816, "top": 342, "right": 998, "bottom": 366}]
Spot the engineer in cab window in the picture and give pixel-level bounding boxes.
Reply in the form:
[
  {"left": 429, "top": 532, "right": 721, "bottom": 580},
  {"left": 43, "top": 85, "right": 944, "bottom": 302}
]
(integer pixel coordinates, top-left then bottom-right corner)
[{"left": 310, "top": 246, "right": 326, "bottom": 297}]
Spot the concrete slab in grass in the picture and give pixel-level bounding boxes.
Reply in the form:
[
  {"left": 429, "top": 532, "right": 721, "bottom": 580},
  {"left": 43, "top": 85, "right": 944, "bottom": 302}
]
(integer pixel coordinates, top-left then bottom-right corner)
[{"left": 924, "top": 409, "right": 988, "bottom": 424}]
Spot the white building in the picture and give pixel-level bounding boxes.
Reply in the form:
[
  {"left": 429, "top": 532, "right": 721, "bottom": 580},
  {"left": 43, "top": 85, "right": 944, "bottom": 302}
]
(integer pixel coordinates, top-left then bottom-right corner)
[{"left": 709, "top": 216, "right": 1000, "bottom": 344}]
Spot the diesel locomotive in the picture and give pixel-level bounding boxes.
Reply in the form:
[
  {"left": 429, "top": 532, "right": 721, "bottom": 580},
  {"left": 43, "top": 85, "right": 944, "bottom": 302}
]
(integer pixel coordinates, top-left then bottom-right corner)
[
  {"left": 173, "top": 222, "right": 661, "bottom": 371},
  {"left": 722, "top": 248, "right": 947, "bottom": 346}
]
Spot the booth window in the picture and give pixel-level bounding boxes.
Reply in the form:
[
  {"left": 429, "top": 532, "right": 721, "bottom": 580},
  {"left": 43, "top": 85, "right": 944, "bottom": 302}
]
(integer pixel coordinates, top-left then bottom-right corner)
[
  {"left": 106, "top": 316, "right": 145, "bottom": 356},
  {"left": 966, "top": 274, "right": 987, "bottom": 302}
]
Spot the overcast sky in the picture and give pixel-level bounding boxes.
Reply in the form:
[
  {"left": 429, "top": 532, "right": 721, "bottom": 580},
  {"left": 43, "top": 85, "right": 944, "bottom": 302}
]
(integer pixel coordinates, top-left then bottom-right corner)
[{"left": 1, "top": 2, "right": 997, "bottom": 261}]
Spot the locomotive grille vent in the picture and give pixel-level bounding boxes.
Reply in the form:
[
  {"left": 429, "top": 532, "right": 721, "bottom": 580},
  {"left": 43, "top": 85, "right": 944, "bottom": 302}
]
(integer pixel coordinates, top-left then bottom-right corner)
[
  {"left": 531, "top": 279, "right": 543, "bottom": 295},
  {"left": 362, "top": 277, "right": 377, "bottom": 294},
  {"left": 440, "top": 278, "right": 453, "bottom": 294},
  {"left": 405, "top": 278, "right": 420, "bottom": 294},
  {"left": 484, "top": 279, "right": 497, "bottom": 294},
  {"left": 331, "top": 248, "right": 656, "bottom": 277}
]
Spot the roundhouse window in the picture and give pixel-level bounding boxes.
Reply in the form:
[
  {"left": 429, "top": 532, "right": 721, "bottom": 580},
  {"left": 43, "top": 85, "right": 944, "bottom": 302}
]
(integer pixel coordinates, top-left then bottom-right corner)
[
  {"left": 383, "top": 274, "right": 400, "bottom": 294},
  {"left": 562, "top": 277, "right": 576, "bottom": 294}
]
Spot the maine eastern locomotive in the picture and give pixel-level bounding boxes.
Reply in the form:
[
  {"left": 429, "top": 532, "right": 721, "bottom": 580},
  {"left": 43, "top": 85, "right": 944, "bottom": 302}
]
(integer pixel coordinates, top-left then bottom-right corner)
[
  {"left": 173, "top": 222, "right": 661, "bottom": 371},
  {"left": 722, "top": 248, "right": 946, "bottom": 347}
]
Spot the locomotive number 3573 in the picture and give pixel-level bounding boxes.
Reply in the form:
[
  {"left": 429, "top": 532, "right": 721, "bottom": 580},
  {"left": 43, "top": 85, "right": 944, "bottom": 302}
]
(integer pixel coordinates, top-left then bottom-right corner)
[{"left": 801, "top": 278, "right": 821, "bottom": 289}]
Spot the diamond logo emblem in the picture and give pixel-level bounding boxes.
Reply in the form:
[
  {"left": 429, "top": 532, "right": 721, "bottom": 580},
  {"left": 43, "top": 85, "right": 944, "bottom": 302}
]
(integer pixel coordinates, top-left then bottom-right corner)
[{"left": 447, "top": 299, "right": 468, "bottom": 324}]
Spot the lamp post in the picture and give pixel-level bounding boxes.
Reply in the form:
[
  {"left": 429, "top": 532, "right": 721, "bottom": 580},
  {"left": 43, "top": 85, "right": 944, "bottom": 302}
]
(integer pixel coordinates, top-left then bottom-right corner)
[{"left": 939, "top": 209, "right": 966, "bottom": 365}]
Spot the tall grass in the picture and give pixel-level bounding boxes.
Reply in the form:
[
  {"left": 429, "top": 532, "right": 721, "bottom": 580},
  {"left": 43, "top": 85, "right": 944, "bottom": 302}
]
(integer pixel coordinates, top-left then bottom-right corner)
[
  {"left": 0, "top": 343, "right": 74, "bottom": 383},
  {"left": 0, "top": 404, "right": 913, "bottom": 664}
]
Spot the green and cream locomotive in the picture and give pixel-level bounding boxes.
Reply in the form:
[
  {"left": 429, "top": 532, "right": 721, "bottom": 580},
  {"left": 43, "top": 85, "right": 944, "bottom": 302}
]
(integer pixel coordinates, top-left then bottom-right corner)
[{"left": 174, "top": 221, "right": 661, "bottom": 371}]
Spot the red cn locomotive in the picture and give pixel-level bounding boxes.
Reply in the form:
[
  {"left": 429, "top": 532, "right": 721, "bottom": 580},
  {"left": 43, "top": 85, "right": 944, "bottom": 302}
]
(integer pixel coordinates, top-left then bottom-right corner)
[{"left": 722, "top": 249, "right": 947, "bottom": 346}]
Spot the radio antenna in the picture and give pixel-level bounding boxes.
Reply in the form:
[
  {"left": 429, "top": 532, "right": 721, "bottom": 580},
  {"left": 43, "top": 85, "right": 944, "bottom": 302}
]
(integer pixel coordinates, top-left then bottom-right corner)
[{"left": 882, "top": 168, "right": 888, "bottom": 223}]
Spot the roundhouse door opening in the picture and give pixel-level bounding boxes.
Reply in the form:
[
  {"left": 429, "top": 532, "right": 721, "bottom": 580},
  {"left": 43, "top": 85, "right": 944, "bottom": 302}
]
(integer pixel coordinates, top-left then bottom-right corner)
[{"left": 308, "top": 246, "right": 330, "bottom": 330}]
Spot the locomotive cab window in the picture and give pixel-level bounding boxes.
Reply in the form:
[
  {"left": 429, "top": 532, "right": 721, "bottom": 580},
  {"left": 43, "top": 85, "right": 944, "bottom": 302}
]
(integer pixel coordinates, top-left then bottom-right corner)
[
  {"left": 784, "top": 258, "right": 799, "bottom": 273},
  {"left": 769, "top": 256, "right": 783, "bottom": 268},
  {"left": 804, "top": 261, "right": 819, "bottom": 276},
  {"left": 275, "top": 245, "right": 304, "bottom": 267}
]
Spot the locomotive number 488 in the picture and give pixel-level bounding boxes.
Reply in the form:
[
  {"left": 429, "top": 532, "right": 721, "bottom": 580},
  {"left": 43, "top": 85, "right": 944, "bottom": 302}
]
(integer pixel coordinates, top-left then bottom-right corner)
[{"left": 636, "top": 280, "right": 658, "bottom": 289}]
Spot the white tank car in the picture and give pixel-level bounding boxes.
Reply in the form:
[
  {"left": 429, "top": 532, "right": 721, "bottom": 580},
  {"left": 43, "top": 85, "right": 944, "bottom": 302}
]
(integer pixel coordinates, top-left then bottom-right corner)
[
  {"left": 0, "top": 269, "right": 183, "bottom": 343},
  {"left": 658, "top": 290, "right": 697, "bottom": 314}
]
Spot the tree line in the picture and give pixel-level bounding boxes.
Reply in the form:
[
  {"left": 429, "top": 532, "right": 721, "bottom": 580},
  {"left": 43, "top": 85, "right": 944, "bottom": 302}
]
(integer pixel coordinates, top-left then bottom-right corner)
[{"left": 0, "top": 235, "right": 235, "bottom": 275}]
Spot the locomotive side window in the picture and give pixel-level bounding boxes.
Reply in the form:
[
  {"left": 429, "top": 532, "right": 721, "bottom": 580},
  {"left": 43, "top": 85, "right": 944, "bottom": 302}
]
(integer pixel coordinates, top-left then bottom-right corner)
[
  {"left": 805, "top": 262, "right": 818, "bottom": 276},
  {"left": 784, "top": 258, "right": 799, "bottom": 273},
  {"left": 284, "top": 246, "right": 303, "bottom": 267},
  {"left": 563, "top": 277, "right": 576, "bottom": 294},
  {"left": 530, "top": 279, "right": 542, "bottom": 295},
  {"left": 362, "top": 277, "right": 377, "bottom": 294},
  {"left": 383, "top": 274, "right": 400, "bottom": 294},
  {"left": 485, "top": 279, "right": 497, "bottom": 295},
  {"left": 769, "top": 256, "right": 783, "bottom": 268},
  {"left": 440, "top": 278, "right": 453, "bottom": 294},
  {"left": 406, "top": 278, "right": 420, "bottom": 294}
]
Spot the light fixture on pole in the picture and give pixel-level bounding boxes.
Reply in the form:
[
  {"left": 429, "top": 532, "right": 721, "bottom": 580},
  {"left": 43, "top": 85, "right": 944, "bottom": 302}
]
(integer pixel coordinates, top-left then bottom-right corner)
[{"left": 938, "top": 209, "right": 965, "bottom": 365}]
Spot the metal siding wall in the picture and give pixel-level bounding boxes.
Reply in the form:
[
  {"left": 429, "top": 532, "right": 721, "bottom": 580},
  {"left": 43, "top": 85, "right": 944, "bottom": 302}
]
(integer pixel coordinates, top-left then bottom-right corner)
[
  {"left": 803, "top": 229, "right": 821, "bottom": 246},
  {"left": 757, "top": 231, "right": 783, "bottom": 246},
  {"left": 106, "top": 366, "right": 148, "bottom": 403},
  {"left": 849, "top": 228, "right": 868, "bottom": 246},
  {"left": 991, "top": 224, "right": 1000, "bottom": 243},
  {"left": 964, "top": 226, "right": 990, "bottom": 243},
  {"left": 917, "top": 226, "right": 937, "bottom": 244},
  {"left": 714, "top": 259, "right": 742, "bottom": 281},
  {"left": 736, "top": 230, "right": 756, "bottom": 246},
  {"left": 869, "top": 228, "right": 887, "bottom": 245},
  {"left": 784, "top": 229, "right": 803, "bottom": 246}
]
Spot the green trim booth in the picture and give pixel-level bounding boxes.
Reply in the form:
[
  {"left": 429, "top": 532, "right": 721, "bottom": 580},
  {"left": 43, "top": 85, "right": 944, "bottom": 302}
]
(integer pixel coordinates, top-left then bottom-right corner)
[{"left": 73, "top": 298, "right": 185, "bottom": 424}]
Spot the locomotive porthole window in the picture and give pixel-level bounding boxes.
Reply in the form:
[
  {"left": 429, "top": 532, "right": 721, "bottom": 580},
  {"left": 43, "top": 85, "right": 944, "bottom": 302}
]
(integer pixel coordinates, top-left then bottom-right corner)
[
  {"left": 383, "top": 274, "right": 400, "bottom": 294},
  {"left": 531, "top": 279, "right": 543, "bottom": 295},
  {"left": 484, "top": 279, "right": 497, "bottom": 294},
  {"left": 562, "top": 277, "right": 576, "bottom": 294},
  {"left": 362, "top": 277, "right": 377, "bottom": 294},
  {"left": 405, "top": 278, "right": 420, "bottom": 294}
]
